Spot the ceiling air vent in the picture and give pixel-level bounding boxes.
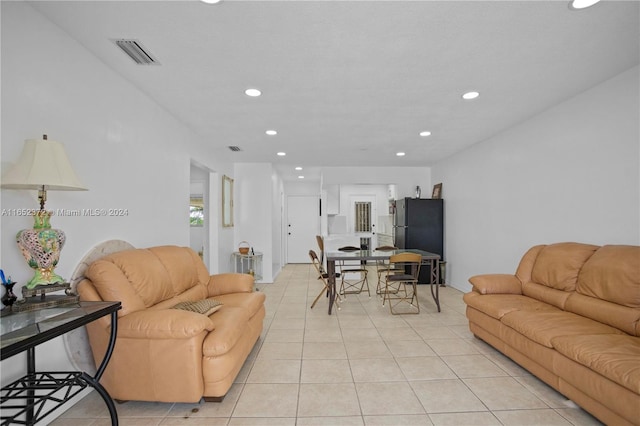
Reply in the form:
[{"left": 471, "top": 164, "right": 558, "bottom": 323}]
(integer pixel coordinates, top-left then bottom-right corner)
[
  {"left": 228, "top": 146, "right": 242, "bottom": 152},
  {"left": 113, "top": 39, "right": 160, "bottom": 65}
]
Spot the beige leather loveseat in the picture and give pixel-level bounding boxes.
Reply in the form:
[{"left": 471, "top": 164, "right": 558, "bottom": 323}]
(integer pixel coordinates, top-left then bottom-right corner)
[
  {"left": 77, "top": 245, "right": 266, "bottom": 403},
  {"left": 463, "top": 243, "right": 639, "bottom": 426}
]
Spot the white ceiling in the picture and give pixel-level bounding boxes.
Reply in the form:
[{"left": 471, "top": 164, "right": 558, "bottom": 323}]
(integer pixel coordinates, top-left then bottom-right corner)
[{"left": 29, "top": 0, "right": 639, "bottom": 181}]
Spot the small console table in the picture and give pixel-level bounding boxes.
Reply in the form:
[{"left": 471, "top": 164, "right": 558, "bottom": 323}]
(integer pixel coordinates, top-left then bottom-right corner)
[
  {"left": 231, "top": 251, "right": 263, "bottom": 281},
  {"left": 1, "top": 301, "right": 121, "bottom": 425}
]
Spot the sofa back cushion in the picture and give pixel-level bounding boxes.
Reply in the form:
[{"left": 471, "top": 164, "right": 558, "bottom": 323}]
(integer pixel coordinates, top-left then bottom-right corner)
[
  {"left": 521, "top": 281, "right": 572, "bottom": 309},
  {"left": 576, "top": 245, "right": 640, "bottom": 309},
  {"left": 530, "top": 242, "right": 599, "bottom": 291},
  {"left": 515, "top": 245, "right": 545, "bottom": 285},
  {"left": 565, "top": 292, "right": 640, "bottom": 336},
  {"left": 147, "top": 246, "right": 210, "bottom": 295},
  {"left": 86, "top": 246, "right": 208, "bottom": 316}
]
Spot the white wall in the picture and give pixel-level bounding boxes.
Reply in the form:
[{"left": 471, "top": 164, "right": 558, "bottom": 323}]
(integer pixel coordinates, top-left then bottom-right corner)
[
  {"left": 0, "top": 0, "right": 234, "bottom": 404},
  {"left": 284, "top": 180, "right": 322, "bottom": 196},
  {"left": 271, "top": 173, "right": 285, "bottom": 278},
  {"left": 234, "top": 163, "right": 275, "bottom": 282},
  {"left": 432, "top": 66, "right": 640, "bottom": 292}
]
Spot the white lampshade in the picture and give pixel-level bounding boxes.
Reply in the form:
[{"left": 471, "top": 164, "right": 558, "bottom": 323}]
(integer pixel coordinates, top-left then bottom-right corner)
[{"left": 1, "top": 136, "right": 87, "bottom": 191}]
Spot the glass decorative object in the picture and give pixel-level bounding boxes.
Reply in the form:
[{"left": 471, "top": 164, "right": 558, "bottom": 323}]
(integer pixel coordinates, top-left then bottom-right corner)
[{"left": 2, "top": 281, "right": 18, "bottom": 307}]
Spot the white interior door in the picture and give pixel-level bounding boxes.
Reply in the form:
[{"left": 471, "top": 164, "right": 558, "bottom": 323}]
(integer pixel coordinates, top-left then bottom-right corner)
[{"left": 287, "top": 195, "right": 320, "bottom": 263}]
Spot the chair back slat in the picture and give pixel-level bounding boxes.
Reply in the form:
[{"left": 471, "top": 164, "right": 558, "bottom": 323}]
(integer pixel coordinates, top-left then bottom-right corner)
[{"left": 388, "top": 252, "right": 422, "bottom": 280}]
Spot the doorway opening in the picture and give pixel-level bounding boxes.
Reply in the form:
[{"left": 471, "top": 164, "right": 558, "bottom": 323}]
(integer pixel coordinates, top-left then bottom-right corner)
[{"left": 190, "top": 161, "right": 217, "bottom": 271}]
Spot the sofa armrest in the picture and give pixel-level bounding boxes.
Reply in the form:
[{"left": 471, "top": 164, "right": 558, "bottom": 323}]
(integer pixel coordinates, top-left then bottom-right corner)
[
  {"left": 116, "top": 309, "right": 214, "bottom": 339},
  {"left": 469, "top": 274, "right": 522, "bottom": 295},
  {"left": 207, "top": 273, "right": 254, "bottom": 297}
]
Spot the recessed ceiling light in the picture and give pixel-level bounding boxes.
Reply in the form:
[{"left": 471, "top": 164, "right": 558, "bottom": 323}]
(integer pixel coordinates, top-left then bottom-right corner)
[
  {"left": 462, "top": 91, "right": 480, "bottom": 100},
  {"left": 396, "top": 152, "right": 406, "bottom": 157},
  {"left": 295, "top": 166, "right": 302, "bottom": 170},
  {"left": 569, "top": 0, "right": 601, "bottom": 9},
  {"left": 298, "top": 176, "right": 305, "bottom": 179},
  {"left": 277, "top": 152, "right": 286, "bottom": 156},
  {"left": 245, "top": 88, "right": 261, "bottom": 97},
  {"left": 419, "top": 131, "right": 432, "bottom": 137},
  {"left": 200, "top": 0, "right": 222, "bottom": 4},
  {"left": 266, "top": 130, "right": 277, "bottom": 136}
]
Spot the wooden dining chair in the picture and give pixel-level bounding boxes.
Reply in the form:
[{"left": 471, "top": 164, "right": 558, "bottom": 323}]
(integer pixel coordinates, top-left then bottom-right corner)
[
  {"left": 374, "top": 245, "right": 403, "bottom": 295},
  {"left": 383, "top": 252, "right": 421, "bottom": 314},
  {"left": 315, "top": 235, "right": 340, "bottom": 280},
  {"left": 337, "top": 246, "right": 370, "bottom": 297},
  {"left": 316, "top": 235, "right": 326, "bottom": 270},
  {"left": 309, "top": 249, "right": 340, "bottom": 310}
]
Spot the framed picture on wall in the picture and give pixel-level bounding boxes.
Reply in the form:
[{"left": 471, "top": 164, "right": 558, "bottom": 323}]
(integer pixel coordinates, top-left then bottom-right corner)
[
  {"left": 222, "top": 175, "right": 234, "bottom": 227},
  {"left": 432, "top": 183, "right": 442, "bottom": 199}
]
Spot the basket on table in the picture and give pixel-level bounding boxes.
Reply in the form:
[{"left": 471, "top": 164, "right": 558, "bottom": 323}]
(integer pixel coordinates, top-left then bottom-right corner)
[{"left": 238, "top": 241, "right": 250, "bottom": 255}]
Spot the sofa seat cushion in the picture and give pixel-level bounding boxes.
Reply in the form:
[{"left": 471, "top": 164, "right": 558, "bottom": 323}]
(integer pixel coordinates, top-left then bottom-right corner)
[
  {"left": 214, "top": 292, "right": 266, "bottom": 318},
  {"left": 501, "top": 310, "right": 625, "bottom": 348},
  {"left": 202, "top": 306, "right": 250, "bottom": 357},
  {"left": 463, "top": 292, "right": 559, "bottom": 320},
  {"left": 551, "top": 334, "right": 640, "bottom": 394}
]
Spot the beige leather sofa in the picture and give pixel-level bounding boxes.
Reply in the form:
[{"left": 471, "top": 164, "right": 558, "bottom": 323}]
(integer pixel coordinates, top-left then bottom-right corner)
[
  {"left": 77, "top": 245, "right": 266, "bottom": 403},
  {"left": 463, "top": 243, "right": 639, "bottom": 426}
]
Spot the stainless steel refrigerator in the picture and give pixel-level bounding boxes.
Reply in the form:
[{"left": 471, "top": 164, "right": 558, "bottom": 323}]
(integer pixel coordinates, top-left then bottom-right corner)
[{"left": 394, "top": 198, "right": 444, "bottom": 284}]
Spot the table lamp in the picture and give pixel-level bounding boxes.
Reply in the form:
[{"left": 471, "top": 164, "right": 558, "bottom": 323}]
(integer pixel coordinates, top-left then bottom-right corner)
[{"left": 1, "top": 135, "right": 87, "bottom": 289}]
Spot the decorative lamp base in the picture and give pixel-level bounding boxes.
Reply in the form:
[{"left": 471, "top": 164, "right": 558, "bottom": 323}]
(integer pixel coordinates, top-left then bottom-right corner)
[
  {"left": 25, "top": 268, "right": 65, "bottom": 289},
  {"left": 16, "top": 210, "right": 66, "bottom": 289}
]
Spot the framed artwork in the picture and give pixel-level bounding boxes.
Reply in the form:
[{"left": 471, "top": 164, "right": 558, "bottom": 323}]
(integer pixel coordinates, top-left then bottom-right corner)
[
  {"left": 222, "top": 175, "right": 234, "bottom": 227},
  {"left": 432, "top": 183, "right": 442, "bottom": 199}
]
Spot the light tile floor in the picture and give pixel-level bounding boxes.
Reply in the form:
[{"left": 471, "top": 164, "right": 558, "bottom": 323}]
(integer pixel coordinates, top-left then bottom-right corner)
[{"left": 53, "top": 264, "right": 603, "bottom": 425}]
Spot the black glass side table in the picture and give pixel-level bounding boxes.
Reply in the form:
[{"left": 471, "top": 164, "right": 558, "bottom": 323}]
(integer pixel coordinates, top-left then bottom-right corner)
[{"left": 1, "top": 301, "right": 121, "bottom": 425}]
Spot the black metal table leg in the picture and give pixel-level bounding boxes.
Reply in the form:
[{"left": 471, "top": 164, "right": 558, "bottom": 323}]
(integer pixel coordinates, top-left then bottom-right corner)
[
  {"left": 26, "top": 347, "right": 35, "bottom": 425},
  {"left": 429, "top": 259, "right": 441, "bottom": 312},
  {"left": 90, "top": 310, "right": 119, "bottom": 425},
  {"left": 81, "top": 373, "right": 118, "bottom": 425}
]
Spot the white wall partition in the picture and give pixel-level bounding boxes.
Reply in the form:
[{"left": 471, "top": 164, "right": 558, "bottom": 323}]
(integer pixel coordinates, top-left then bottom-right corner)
[
  {"left": 432, "top": 66, "right": 640, "bottom": 292},
  {"left": 234, "top": 163, "right": 276, "bottom": 282}
]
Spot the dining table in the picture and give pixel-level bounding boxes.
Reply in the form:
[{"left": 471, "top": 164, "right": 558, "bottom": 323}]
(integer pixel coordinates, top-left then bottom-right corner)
[{"left": 325, "top": 248, "right": 441, "bottom": 315}]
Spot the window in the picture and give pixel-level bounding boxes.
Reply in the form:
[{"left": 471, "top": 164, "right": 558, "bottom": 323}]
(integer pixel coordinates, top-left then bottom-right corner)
[
  {"left": 190, "top": 196, "right": 204, "bottom": 226},
  {"left": 354, "top": 202, "right": 371, "bottom": 232}
]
